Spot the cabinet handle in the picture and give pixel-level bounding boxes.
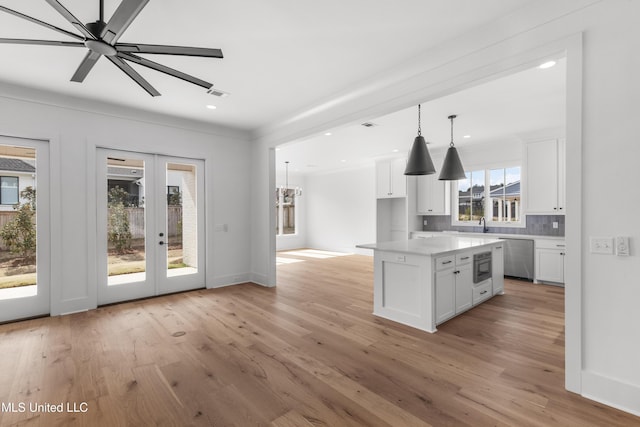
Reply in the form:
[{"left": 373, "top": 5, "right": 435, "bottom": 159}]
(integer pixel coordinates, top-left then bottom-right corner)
[
  {"left": 553, "top": 207, "right": 557, "bottom": 210},
  {"left": 442, "top": 260, "right": 452, "bottom": 265},
  {"left": 559, "top": 207, "right": 563, "bottom": 210},
  {"left": 496, "top": 246, "right": 503, "bottom": 250},
  {"left": 556, "top": 244, "right": 565, "bottom": 248},
  {"left": 461, "top": 256, "right": 469, "bottom": 260},
  {"left": 480, "top": 290, "right": 488, "bottom": 295},
  {"left": 454, "top": 270, "right": 460, "bottom": 274},
  {"left": 560, "top": 252, "right": 565, "bottom": 256}
]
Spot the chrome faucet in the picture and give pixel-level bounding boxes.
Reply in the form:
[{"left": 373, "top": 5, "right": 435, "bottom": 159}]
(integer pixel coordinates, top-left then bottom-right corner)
[{"left": 479, "top": 217, "right": 488, "bottom": 233}]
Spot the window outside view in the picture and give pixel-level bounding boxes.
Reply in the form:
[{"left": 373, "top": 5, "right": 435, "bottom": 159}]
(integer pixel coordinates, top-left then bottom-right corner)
[
  {"left": 276, "top": 188, "right": 296, "bottom": 235},
  {"left": 457, "top": 166, "right": 521, "bottom": 224},
  {"left": 0, "top": 145, "right": 37, "bottom": 299}
]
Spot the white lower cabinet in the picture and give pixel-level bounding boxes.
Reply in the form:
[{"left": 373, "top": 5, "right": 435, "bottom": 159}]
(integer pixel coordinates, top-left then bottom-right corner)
[
  {"left": 435, "top": 252, "right": 473, "bottom": 324},
  {"left": 435, "top": 268, "right": 455, "bottom": 324},
  {"left": 492, "top": 243, "right": 505, "bottom": 295},
  {"left": 535, "top": 239, "right": 565, "bottom": 284}
]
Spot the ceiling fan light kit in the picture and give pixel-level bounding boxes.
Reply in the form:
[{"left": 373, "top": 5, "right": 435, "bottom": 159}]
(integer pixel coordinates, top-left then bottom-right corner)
[{"left": 0, "top": 0, "right": 224, "bottom": 96}]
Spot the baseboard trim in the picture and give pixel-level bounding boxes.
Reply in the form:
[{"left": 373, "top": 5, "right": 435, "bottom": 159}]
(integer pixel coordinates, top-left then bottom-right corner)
[
  {"left": 582, "top": 370, "right": 640, "bottom": 417},
  {"left": 249, "top": 273, "right": 274, "bottom": 287},
  {"left": 209, "top": 273, "right": 251, "bottom": 288}
]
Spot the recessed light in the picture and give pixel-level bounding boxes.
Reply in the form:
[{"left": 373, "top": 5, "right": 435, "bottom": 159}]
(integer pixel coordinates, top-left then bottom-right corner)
[
  {"left": 392, "top": 149, "right": 399, "bottom": 153},
  {"left": 341, "top": 159, "right": 347, "bottom": 163},
  {"left": 463, "top": 135, "right": 471, "bottom": 139},
  {"left": 325, "top": 132, "right": 332, "bottom": 136},
  {"left": 275, "top": 148, "right": 281, "bottom": 151},
  {"left": 538, "top": 60, "right": 556, "bottom": 69},
  {"left": 206, "top": 105, "right": 217, "bottom": 110}
]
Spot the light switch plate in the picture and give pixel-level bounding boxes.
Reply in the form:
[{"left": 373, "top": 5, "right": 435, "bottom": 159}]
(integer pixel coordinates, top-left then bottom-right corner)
[
  {"left": 616, "top": 236, "right": 630, "bottom": 256},
  {"left": 553, "top": 221, "right": 558, "bottom": 229},
  {"left": 590, "top": 237, "right": 614, "bottom": 254}
]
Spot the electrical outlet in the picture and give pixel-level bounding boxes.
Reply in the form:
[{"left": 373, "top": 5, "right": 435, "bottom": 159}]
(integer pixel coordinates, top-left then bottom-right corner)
[
  {"left": 423, "top": 219, "right": 428, "bottom": 226},
  {"left": 552, "top": 221, "right": 558, "bottom": 229},
  {"left": 616, "top": 236, "right": 630, "bottom": 256},
  {"left": 590, "top": 237, "right": 614, "bottom": 254}
]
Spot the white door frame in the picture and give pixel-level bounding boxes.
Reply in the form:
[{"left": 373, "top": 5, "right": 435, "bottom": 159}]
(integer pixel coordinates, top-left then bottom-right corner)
[{"left": 96, "top": 148, "right": 205, "bottom": 305}]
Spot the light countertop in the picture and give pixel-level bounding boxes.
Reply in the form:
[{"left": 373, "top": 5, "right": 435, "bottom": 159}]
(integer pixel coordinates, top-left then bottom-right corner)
[{"left": 356, "top": 235, "right": 501, "bottom": 256}]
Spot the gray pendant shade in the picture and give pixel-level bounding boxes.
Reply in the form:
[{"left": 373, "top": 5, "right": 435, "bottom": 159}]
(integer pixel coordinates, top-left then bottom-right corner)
[
  {"left": 438, "top": 146, "right": 466, "bottom": 180},
  {"left": 404, "top": 104, "right": 436, "bottom": 175},
  {"left": 438, "top": 114, "right": 466, "bottom": 180},
  {"left": 404, "top": 135, "right": 436, "bottom": 175}
]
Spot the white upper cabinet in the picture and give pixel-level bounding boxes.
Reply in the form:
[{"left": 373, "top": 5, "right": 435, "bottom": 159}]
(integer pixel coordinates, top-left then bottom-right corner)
[
  {"left": 526, "top": 138, "right": 565, "bottom": 214},
  {"left": 416, "top": 174, "right": 450, "bottom": 215},
  {"left": 376, "top": 158, "right": 407, "bottom": 198}
]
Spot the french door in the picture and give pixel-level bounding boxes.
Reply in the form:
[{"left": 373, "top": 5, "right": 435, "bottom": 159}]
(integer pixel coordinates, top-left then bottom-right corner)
[
  {"left": 0, "top": 136, "right": 50, "bottom": 322},
  {"left": 97, "top": 149, "right": 205, "bottom": 305}
]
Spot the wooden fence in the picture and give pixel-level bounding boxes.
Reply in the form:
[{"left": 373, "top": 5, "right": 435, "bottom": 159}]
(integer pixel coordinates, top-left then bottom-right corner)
[
  {"left": 0, "top": 212, "right": 15, "bottom": 250},
  {"left": 121, "top": 207, "right": 182, "bottom": 239},
  {"left": 0, "top": 207, "right": 183, "bottom": 249}
]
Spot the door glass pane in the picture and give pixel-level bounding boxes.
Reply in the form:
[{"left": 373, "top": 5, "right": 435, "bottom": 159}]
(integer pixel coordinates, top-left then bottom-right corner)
[
  {"left": 106, "top": 157, "right": 146, "bottom": 285},
  {"left": 166, "top": 163, "right": 198, "bottom": 277},
  {"left": 0, "top": 145, "right": 37, "bottom": 299}
]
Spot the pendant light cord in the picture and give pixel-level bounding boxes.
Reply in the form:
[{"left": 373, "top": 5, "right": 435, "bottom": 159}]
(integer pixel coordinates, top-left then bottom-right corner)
[
  {"left": 285, "top": 161, "right": 289, "bottom": 190},
  {"left": 99, "top": 0, "right": 104, "bottom": 22},
  {"left": 417, "top": 104, "right": 422, "bottom": 136},
  {"left": 449, "top": 114, "right": 457, "bottom": 147}
]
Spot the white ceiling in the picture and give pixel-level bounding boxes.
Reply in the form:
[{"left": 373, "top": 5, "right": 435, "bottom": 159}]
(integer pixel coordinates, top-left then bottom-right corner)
[
  {"left": 0, "top": 0, "right": 534, "bottom": 131},
  {"left": 276, "top": 57, "right": 566, "bottom": 174}
]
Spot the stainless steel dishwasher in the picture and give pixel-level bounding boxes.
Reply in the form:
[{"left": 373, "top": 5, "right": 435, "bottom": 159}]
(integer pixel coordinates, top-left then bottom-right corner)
[{"left": 499, "top": 238, "right": 534, "bottom": 281}]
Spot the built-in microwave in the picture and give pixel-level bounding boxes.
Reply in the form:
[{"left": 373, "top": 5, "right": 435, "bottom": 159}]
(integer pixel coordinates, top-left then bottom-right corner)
[{"left": 473, "top": 251, "right": 492, "bottom": 283}]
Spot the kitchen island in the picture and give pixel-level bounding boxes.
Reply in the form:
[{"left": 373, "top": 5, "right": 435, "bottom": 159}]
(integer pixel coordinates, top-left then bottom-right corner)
[{"left": 357, "top": 235, "right": 504, "bottom": 333}]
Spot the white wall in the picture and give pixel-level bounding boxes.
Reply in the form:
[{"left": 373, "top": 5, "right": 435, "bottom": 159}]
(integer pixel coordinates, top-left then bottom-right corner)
[
  {"left": 305, "top": 166, "right": 376, "bottom": 254},
  {"left": 0, "top": 85, "right": 253, "bottom": 315},
  {"left": 251, "top": 0, "right": 640, "bottom": 416}
]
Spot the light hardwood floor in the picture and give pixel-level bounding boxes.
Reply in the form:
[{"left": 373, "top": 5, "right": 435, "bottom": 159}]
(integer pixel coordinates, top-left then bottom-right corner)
[{"left": 0, "top": 249, "right": 638, "bottom": 426}]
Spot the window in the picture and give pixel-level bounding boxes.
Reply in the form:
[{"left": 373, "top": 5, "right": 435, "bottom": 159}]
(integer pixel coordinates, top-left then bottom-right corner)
[
  {"left": 454, "top": 166, "right": 522, "bottom": 226},
  {"left": 489, "top": 167, "right": 521, "bottom": 222},
  {"left": 167, "top": 185, "right": 181, "bottom": 206},
  {"left": 457, "top": 170, "right": 485, "bottom": 222},
  {"left": 275, "top": 188, "right": 296, "bottom": 235},
  {"left": 0, "top": 176, "right": 19, "bottom": 205}
]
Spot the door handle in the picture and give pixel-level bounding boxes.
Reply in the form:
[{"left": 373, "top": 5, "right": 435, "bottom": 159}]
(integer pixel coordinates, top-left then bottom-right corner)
[
  {"left": 159, "top": 232, "right": 164, "bottom": 237},
  {"left": 159, "top": 241, "right": 165, "bottom": 245}
]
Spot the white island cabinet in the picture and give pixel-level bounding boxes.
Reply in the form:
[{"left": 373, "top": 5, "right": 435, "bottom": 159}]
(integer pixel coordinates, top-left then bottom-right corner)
[{"left": 357, "top": 235, "right": 504, "bottom": 333}]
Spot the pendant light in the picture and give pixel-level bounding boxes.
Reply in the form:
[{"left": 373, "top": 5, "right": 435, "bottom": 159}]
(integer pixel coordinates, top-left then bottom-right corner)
[
  {"left": 280, "top": 161, "right": 302, "bottom": 198},
  {"left": 438, "top": 114, "right": 466, "bottom": 180},
  {"left": 404, "top": 104, "right": 436, "bottom": 175}
]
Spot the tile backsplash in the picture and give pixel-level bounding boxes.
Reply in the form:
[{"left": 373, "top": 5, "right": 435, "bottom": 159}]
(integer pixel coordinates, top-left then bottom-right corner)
[{"left": 422, "top": 215, "right": 565, "bottom": 237}]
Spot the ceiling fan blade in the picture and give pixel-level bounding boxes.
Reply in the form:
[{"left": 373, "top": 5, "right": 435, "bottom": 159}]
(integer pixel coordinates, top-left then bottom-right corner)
[
  {"left": 106, "top": 55, "right": 161, "bottom": 96},
  {"left": 118, "top": 52, "right": 212, "bottom": 89},
  {"left": 0, "top": 5, "right": 83, "bottom": 41},
  {"left": 101, "top": 0, "right": 150, "bottom": 45},
  {"left": 0, "top": 38, "right": 84, "bottom": 48},
  {"left": 71, "top": 51, "right": 102, "bottom": 83},
  {"left": 44, "top": 0, "right": 96, "bottom": 40},
  {"left": 116, "top": 43, "right": 223, "bottom": 58}
]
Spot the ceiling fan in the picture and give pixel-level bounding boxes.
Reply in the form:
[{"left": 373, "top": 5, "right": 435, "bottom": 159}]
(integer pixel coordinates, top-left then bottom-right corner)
[{"left": 0, "top": 0, "right": 223, "bottom": 96}]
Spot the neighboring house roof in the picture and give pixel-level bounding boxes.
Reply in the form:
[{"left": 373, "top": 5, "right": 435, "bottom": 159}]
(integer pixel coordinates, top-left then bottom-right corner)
[
  {"left": 0, "top": 158, "right": 35, "bottom": 173},
  {"left": 489, "top": 181, "right": 521, "bottom": 198}
]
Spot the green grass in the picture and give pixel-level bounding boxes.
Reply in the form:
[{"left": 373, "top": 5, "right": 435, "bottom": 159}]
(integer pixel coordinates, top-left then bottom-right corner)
[{"left": 0, "top": 277, "right": 36, "bottom": 289}]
